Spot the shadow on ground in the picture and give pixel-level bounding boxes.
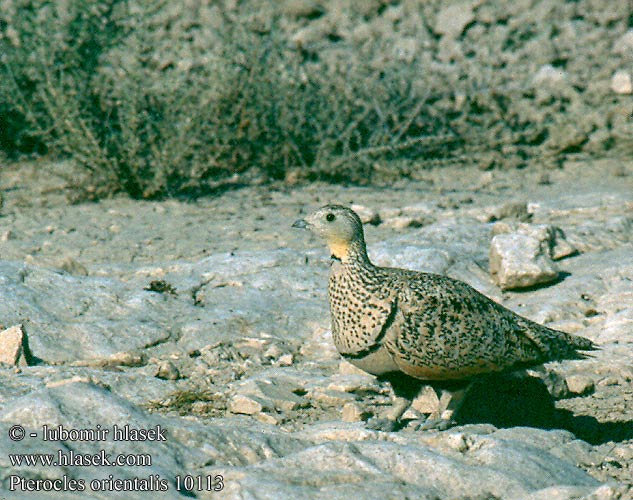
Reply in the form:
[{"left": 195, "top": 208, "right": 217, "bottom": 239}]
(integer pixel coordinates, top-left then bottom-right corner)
[{"left": 456, "top": 376, "right": 633, "bottom": 445}]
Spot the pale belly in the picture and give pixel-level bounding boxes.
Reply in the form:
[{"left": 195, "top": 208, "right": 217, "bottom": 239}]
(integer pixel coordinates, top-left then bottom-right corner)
[{"left": 345, "top": 346, "right": 399, "bottom": 376}]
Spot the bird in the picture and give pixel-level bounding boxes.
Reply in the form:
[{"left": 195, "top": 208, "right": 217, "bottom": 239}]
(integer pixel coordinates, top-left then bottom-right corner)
[{"left": 292, "top": 204, "right": 596, "bottom": 431}]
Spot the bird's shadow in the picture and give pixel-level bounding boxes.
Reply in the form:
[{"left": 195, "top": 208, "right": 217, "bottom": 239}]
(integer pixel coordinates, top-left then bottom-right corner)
[{"left": 454, "top": 375, "right": 633, "bottom": 445}]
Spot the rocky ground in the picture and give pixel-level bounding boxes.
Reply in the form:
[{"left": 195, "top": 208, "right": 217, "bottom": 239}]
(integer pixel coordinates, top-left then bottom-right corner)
[
  {"left": 1, "top": 0, "right": 633, "bottom": 497},
  {"left": 0, "top": 158, "right": 631, "bottom": 499}
]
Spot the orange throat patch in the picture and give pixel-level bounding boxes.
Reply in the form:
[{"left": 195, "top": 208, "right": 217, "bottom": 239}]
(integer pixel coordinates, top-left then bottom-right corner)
[{"left": 328, "top": 239, "right": 351, "bottom": 261}]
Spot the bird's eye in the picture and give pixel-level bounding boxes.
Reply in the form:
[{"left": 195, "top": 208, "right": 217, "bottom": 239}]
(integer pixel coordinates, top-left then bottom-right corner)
[{"left": 326, "top": 213, "right": 336, "bottom": 222}]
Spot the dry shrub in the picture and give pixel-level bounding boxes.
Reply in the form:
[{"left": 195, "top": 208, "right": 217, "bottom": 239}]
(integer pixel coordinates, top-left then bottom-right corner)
[{"left": 1, "top": 0, "right": 545, "bottom": 199}]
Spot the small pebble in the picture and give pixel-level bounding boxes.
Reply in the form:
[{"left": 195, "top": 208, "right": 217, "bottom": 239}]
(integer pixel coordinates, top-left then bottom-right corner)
[
  {"left": 611, "top": 70, "right": 633, "bottom": 94},
  {"left": 155, "top": 360, "right": 180, "bottom": 380},
  {"left": 565, "top": 375, "right": 594, "bottom": 396},
  {"left": 256, "top": 412, "right": 282, "bottom": 425},
  {"left": 277, "top": 353, "right": 294, "bottom": 366},
  {"left": 229, "top": 394, "right": 265, "bottom": 415},
  {"left": 342, "top": 402, "right": 370, "bottom": 422},
  {"left": 598, "top": 377, "right": 620, "bottom": 387}
]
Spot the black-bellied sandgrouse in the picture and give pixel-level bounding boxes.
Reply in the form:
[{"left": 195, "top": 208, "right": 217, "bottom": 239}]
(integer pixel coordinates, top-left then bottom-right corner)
[{"left": 293, "top": 204, "right": 596, "bottom": 431}]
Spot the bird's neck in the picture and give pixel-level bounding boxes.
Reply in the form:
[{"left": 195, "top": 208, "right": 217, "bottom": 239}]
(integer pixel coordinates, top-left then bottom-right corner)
[{"left": 329, "top": 239, "right": 371, "bottom": 267}]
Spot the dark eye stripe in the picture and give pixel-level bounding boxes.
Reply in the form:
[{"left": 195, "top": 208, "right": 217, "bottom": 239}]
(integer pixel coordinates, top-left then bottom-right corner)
[{"left": 326, "top": 213, "right": 336, "bottom": 222}]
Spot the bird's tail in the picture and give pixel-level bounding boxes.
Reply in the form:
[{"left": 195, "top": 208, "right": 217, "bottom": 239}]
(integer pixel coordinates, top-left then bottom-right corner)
[{"left": 521, "top": 319, "right": 598, "bottom": 362}]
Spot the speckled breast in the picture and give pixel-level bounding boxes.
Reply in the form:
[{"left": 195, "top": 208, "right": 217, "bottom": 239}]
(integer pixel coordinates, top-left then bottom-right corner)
[{"left": 327, "top": 261, "right": 394, "bottom": 358}]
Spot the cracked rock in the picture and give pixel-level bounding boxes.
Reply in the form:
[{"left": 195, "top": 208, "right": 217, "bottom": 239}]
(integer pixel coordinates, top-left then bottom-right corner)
[{"left": 493, "top": 223, "right": 577, "bottom": 261}]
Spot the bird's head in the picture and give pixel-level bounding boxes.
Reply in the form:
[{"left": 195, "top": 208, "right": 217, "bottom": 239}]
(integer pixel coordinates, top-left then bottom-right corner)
[{"left": 292, "top": 205, "right": 366, "bottom": 262}]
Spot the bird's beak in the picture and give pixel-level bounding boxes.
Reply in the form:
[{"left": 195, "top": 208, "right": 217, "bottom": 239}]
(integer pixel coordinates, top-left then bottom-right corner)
[{"left": 292, "top": 218, "right": 308, "bottom": 229}]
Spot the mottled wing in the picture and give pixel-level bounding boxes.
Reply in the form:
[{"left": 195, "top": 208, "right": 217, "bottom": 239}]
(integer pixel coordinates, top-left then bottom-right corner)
[{"left": 383, "top": 273, "right": 543, "bottom": 380}]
